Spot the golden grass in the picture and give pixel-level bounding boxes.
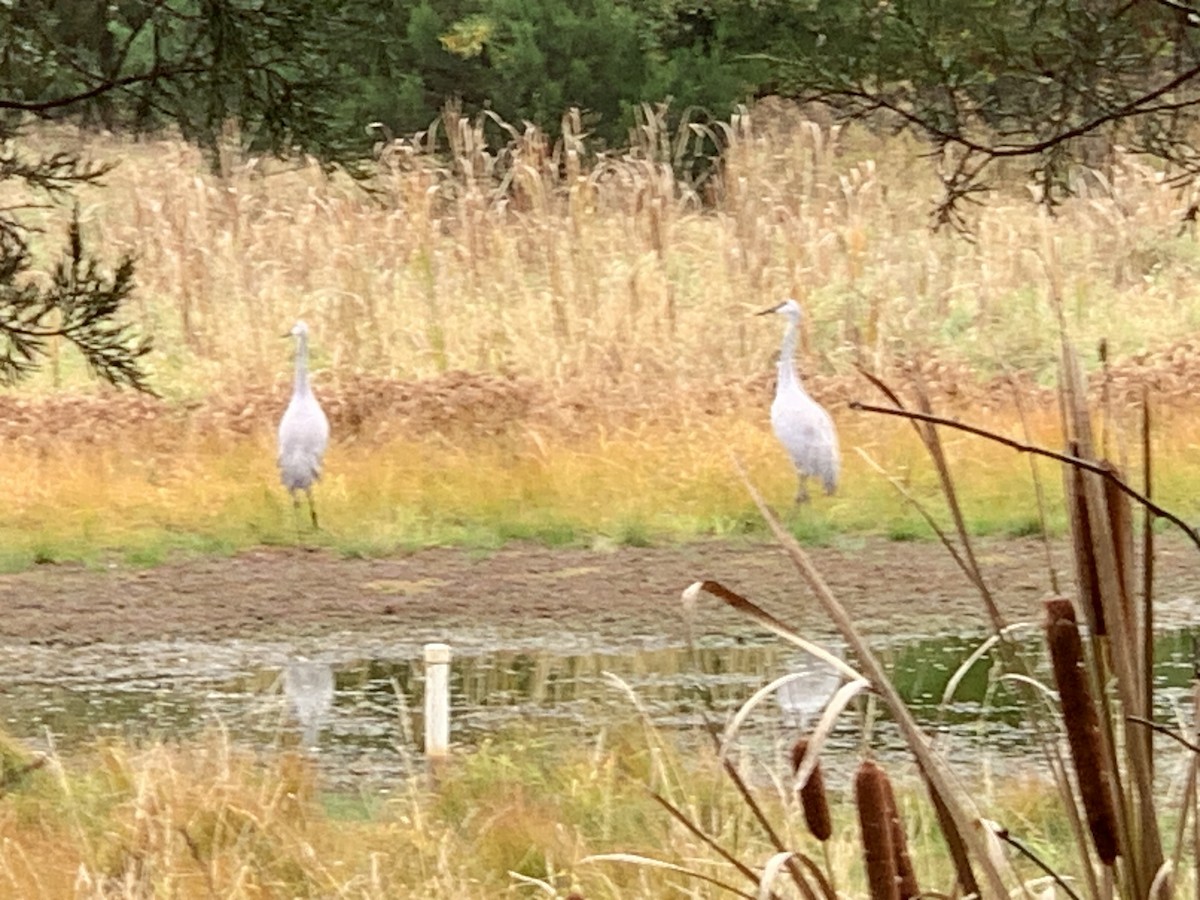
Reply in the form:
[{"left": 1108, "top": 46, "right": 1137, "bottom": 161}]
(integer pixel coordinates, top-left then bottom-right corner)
[
  {"left": 0, "top": 399, "right": 1196, "bottom": 566},
  {"left": 0, "top": 726, "right": 1118, "bottom": 900},
  {"left": 5, "top": 110, "right": 1199, "bottom": 897},
  {"left": 5, "top": 107, "right": 1200, "bottom": 556}
]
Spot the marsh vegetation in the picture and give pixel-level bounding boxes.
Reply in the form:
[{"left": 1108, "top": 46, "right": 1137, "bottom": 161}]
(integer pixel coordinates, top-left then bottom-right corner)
[{"left": 1, "top": 104, "right": 1199, "bottom": 897}]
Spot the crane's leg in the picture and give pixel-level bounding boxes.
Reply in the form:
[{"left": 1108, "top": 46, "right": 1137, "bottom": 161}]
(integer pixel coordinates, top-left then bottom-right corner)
[
  {"left": 794, "top": 475, "right": 810, "bottom": 506},
  {"left": 287, "top": 488, "right": 305, "bottom": 537},
  {"left": 305, "top": 487, "right": 320, "bottom": 530}
]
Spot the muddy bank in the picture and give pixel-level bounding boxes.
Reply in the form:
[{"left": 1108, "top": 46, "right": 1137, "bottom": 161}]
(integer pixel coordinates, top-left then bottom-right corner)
[{"left": 1, "top": 534, "right": 1196, "bottom": 646}]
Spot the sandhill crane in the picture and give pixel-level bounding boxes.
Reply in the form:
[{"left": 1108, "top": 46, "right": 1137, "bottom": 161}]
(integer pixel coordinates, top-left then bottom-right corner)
[
  {"left": 757, "top": 299, "right": 839, "bottom": 503},
  {"left": 278, "top": 320, "right": 330, "bottom": 528}
]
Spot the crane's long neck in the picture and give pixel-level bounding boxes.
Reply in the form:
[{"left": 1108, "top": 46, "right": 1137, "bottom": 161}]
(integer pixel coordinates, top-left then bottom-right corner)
[
  {"left": 777, "top": 319, "right": 803, "bottom": 392},
  {"left": 293, "top": 334, "right": 310, "bottom": 395}
]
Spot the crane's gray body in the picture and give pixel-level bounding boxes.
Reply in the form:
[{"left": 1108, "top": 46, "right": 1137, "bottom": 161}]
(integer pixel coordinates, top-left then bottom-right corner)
[
  {"left": 278, "top": 320, "right": 330, "bottom": 526},
  {"left": 760, "top": 299, "right": 839, "bottom": 503}
]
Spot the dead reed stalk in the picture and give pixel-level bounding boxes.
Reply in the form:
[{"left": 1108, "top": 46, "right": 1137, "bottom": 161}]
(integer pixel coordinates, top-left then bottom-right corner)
[{"left": 1065, "top": 451, "right": 1108, "bottom": 636}]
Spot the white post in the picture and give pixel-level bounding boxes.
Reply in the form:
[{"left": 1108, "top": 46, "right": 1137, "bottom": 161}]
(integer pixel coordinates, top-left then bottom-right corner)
[{"left": 423, "top": 642, "right": 451, "bottom": 759}]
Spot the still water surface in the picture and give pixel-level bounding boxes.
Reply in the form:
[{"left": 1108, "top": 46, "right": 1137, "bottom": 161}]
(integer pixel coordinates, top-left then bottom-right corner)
[{"left": 1, "top": 625, "right": 1197, "bottom": 787}]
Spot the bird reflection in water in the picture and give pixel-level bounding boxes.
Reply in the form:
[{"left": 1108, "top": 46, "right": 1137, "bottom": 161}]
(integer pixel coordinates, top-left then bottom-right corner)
[{"left": 283, "top": 659, "right": 335, "bottom": 748}]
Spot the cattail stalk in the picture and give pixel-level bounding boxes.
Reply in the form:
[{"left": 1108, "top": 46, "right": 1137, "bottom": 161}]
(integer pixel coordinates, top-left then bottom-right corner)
[
  {"left": 856, "top": 759, "right": 900, "bottom": 900},
  {"left": 1140, "top": 389, "right": 1154, "bottom": 784},
  {"left": 1045, "top": 597, "right": 1120, "bottom": 865},
  {"left": 791, "top": 738, "right": 832, "bottom": 842},
  {"left": 1102, "top": 460, "right": 1136, "bottom": 639}
]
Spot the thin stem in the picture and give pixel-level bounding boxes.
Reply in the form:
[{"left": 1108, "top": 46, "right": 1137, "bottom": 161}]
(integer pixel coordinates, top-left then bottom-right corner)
[
  {"left": 1142, "top": 388, "right": 1156, "bottom": 784},
  {"left": 855, "top": 447, "right": 984, "bottom": 593},
  {"left": 994, "top": 826, "right": 1085, "bottom": 900},
  {"left": 647, "top": 791, "right": 768, "bottom": 898}
]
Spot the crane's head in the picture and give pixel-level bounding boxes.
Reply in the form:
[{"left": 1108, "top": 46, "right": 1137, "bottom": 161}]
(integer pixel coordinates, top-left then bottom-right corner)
[
  {"left": 286, "top": 320, "right": 310, "bottom": 339},
  {"left": 754, "top": 298, "right": 802, "bottom": 323}
]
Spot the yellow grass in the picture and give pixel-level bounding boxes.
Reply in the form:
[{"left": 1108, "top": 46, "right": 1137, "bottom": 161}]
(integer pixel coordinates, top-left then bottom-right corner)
[
  {"left": 3, "top": 107, "right": 1200, "bottom": 557},
  {"left": 2, "top": 391, "right": 1199, "bottom": 567}
]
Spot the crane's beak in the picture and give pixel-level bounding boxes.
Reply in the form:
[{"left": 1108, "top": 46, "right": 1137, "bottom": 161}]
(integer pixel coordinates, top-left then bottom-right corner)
[{"left": 754, "top": 302, "right": 783, "bottom": 316}]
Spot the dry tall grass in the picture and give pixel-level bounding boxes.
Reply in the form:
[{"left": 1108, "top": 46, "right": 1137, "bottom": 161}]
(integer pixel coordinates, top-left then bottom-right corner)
[
  {"left": 0, "top": 723, "right": 1098, "bottom": 899},
  {"left": 4, "top": 104, "right": 1200, "bottom": 553},
  {"left": 16, "top": 103, "right": 1200, "bottom": 409}
]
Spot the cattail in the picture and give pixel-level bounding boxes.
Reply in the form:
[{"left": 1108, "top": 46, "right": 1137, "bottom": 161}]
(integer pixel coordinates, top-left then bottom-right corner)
[
  {"left": 855, "top": 759, "right": 900, "bottom": 900},
  {"left": 790, "top": 737, "right": 832, "bottom": 841},
  {"left": 879, "top": 772, "right": 920, "bottom": 900},
  {"left": 1045, "top": 597, "right": 1120, "bottom": 865}
]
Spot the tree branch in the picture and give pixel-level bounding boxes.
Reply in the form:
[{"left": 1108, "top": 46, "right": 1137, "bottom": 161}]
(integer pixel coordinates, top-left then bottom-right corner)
[{"left": 0, "top": 65, "right": 208, "bottom": 114}]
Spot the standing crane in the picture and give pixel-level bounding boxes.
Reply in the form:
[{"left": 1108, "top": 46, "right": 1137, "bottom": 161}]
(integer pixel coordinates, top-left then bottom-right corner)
[
  {"left": 757, "top": 299, "right": 839, "bottom": 504},
  {"left": 278, "top": 320, "right": 330, "bottom": 528}
]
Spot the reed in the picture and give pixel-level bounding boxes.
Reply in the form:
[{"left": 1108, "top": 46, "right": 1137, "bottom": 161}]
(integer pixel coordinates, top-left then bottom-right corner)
[
  {"left": 13, "top": 109, "right": 1200, "bottom": 407},
  {"left": 652, "top": 328, "right": 1195, "bottom": 899}
]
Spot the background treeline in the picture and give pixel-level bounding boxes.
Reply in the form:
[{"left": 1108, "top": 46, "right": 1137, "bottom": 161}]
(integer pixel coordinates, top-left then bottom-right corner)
[
  {"left": 10, "top": 1, "right": 1200, "bottom": 176},
  {"left": 8, "top": 0, "right": 795, "bottom": 151}
]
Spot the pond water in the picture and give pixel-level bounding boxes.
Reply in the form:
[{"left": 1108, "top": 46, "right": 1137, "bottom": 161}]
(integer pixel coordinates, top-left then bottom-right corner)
[{"left": 1, "top": 625, "right": 1197, "bottom": 788}]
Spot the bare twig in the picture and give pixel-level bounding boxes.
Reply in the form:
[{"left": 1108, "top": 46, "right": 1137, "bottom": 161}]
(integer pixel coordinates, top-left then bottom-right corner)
[{"left": 1127, "top": 716, "right": 1200, "bottom": 756}]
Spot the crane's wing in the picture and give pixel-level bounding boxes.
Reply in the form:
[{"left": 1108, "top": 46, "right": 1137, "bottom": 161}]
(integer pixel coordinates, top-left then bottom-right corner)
[
  {"left": 771, "top": 393, "right": 839, "bottom": 494},
  {"left": 278, "top": 394, "right": 331, "bottom": 489}
]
